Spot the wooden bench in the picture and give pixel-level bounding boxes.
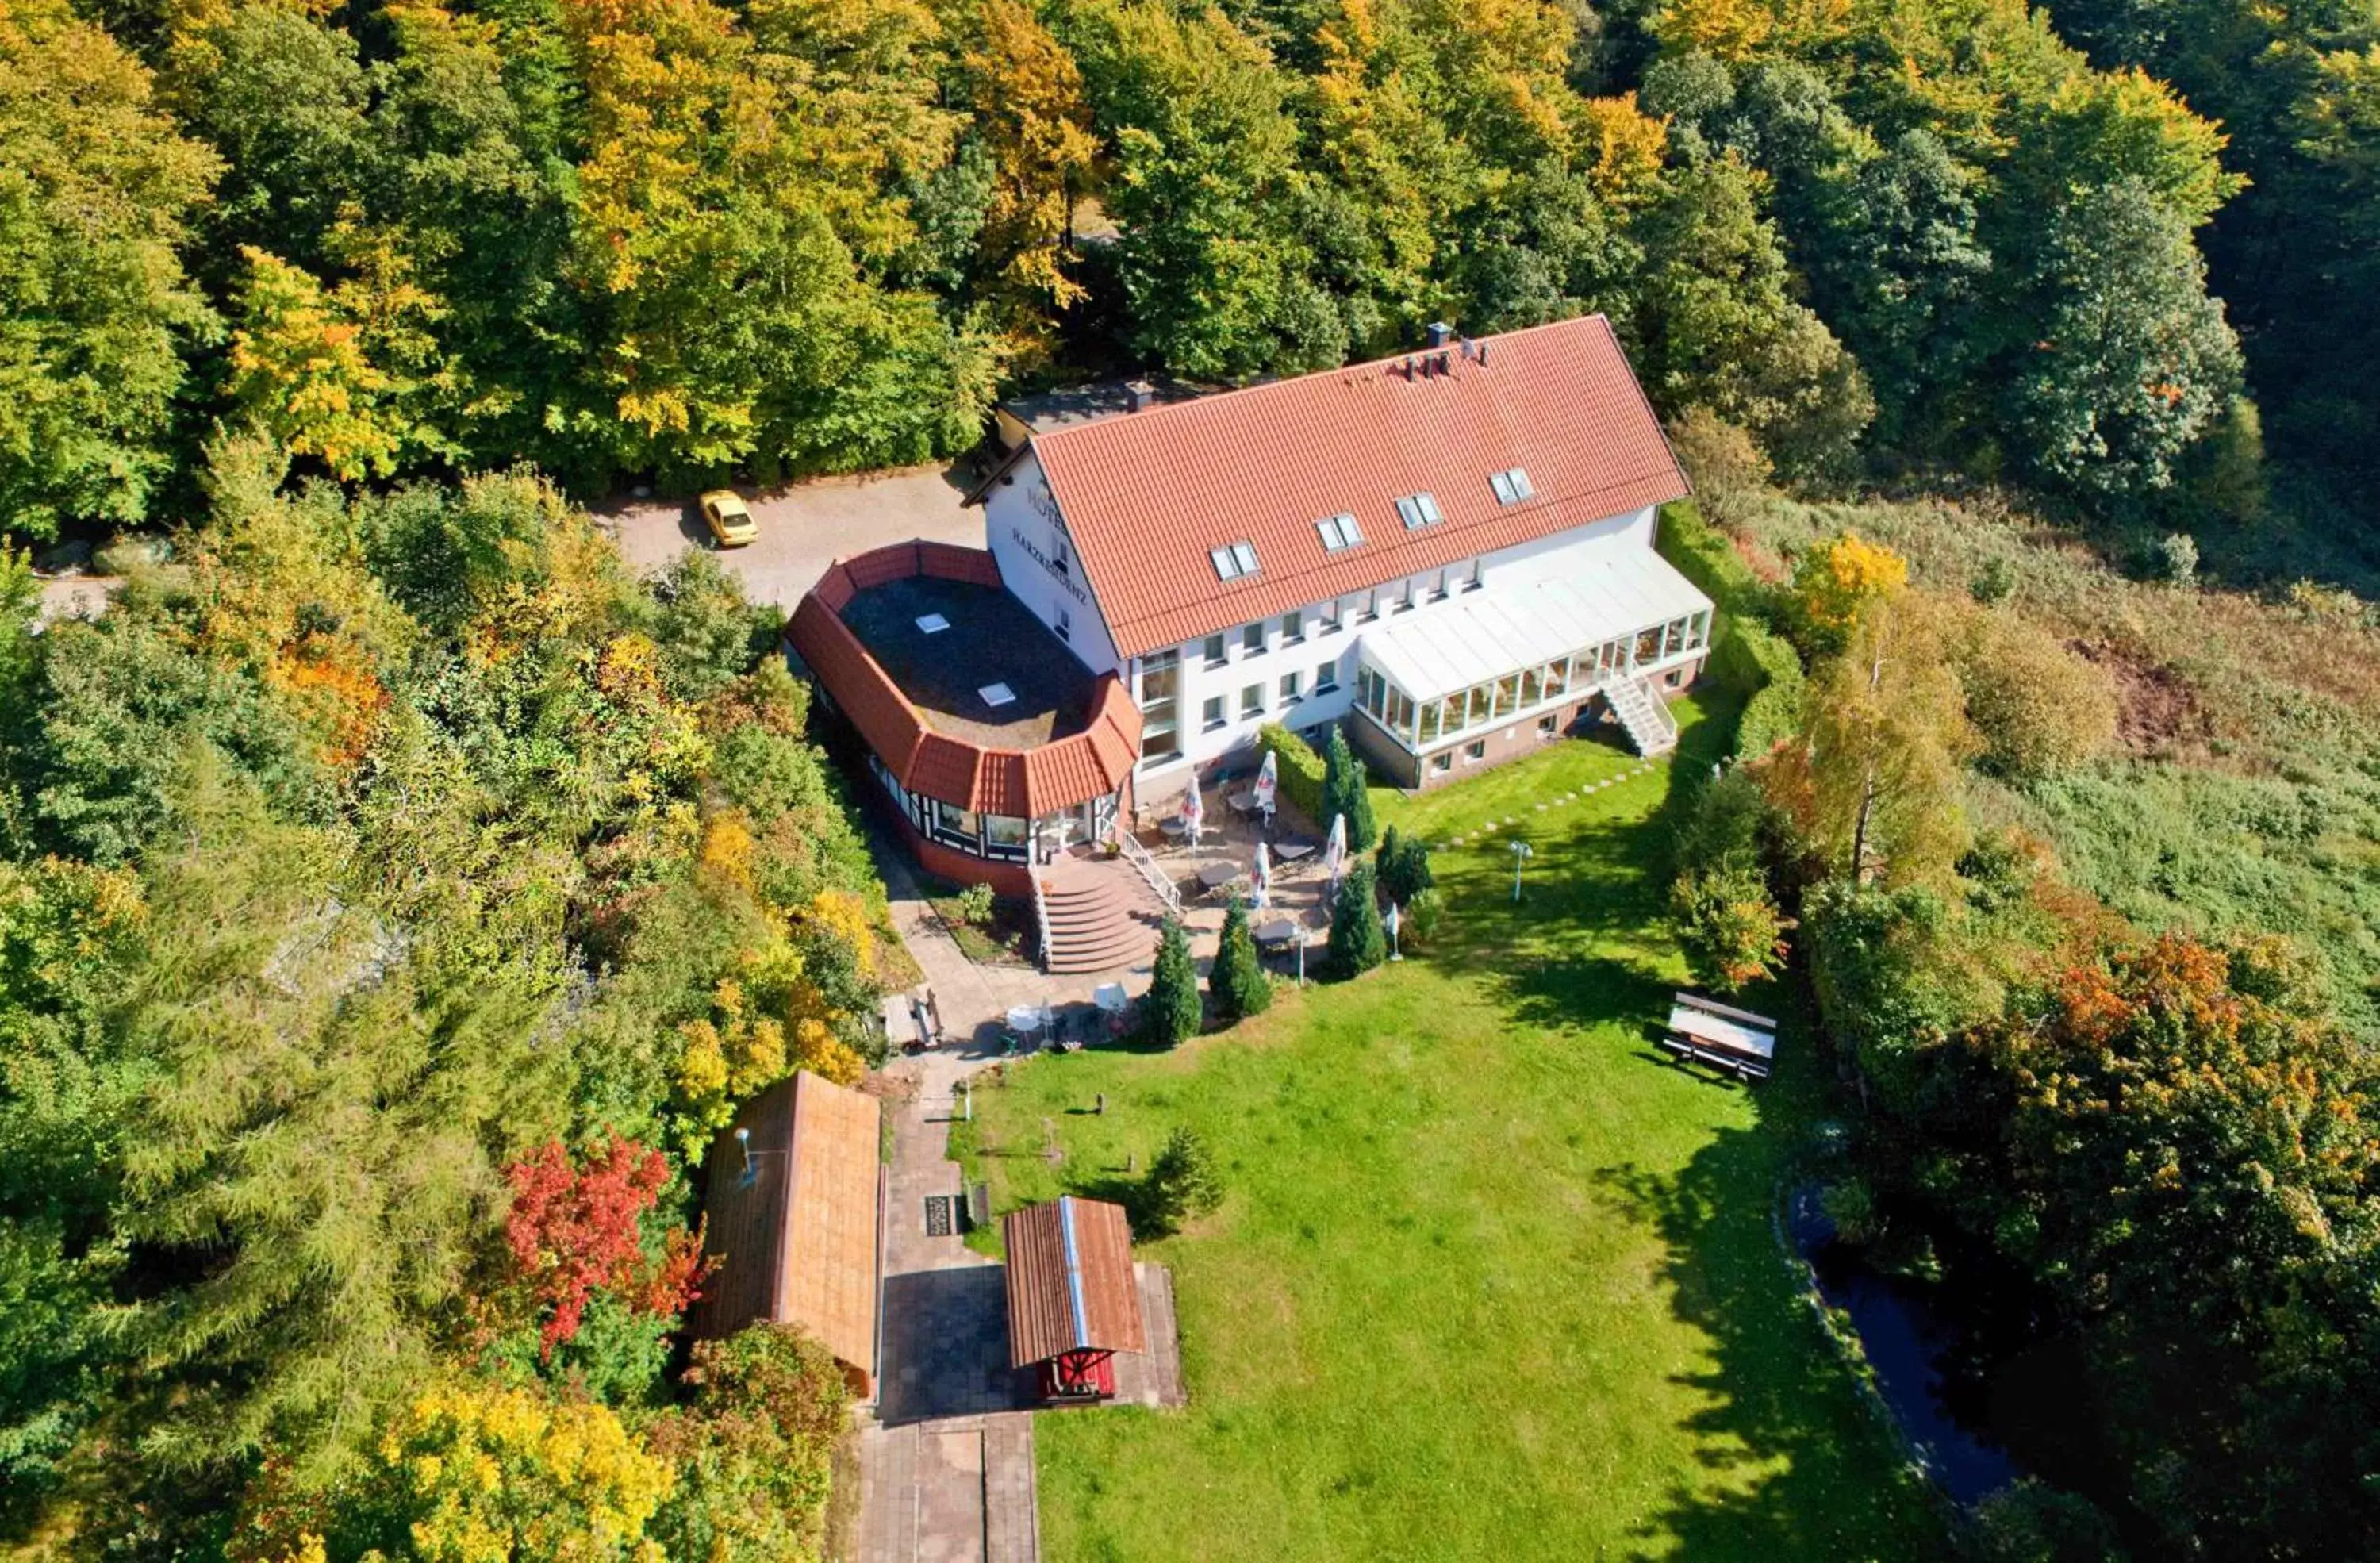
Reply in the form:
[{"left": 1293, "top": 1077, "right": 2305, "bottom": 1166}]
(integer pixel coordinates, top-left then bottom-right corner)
[{"left": 1660, "top": 991, "right": 1778, "bottom": 1084}]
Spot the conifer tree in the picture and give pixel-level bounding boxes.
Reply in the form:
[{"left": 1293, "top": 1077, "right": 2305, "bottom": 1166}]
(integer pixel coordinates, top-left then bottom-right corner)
[
  {"left": 1145, "top": 915, "right": 1202, "bottom": 1045},
  {"left": 1328, "top": 859, "right": 1386, "bottom": 975},
  {"left": 1320, "top": 724, "right": 1376, "bottom": 851},
  {"left": 1209, "top": 893, "right": 1271, "bottom": 1022}
]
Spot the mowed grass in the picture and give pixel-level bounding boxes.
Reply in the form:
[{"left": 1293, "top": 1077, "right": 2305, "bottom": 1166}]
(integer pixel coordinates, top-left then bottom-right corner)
[{"left": 954, "top": 698, "right": 1939, "bottom": 1561}]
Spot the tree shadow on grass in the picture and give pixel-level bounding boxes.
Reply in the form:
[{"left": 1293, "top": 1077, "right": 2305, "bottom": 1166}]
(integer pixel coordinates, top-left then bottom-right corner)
[{"left": 1590, "top": 1120, "right": 1939, "bottom": 1559}]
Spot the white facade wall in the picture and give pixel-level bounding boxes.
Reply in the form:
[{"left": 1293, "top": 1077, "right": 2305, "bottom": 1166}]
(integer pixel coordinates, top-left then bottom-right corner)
[
  {"left": 980, "top": 452, "right": 1123, "bottom": 678},
  {"left": 1119, "top": 503, "right": 1663, "bottom": 799}
]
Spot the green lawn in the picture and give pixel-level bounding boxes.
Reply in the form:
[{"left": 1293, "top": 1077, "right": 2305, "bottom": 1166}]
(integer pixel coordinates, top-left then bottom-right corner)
[{"left": 954, "top": 699, "right": 1938, "bottom": 1561}]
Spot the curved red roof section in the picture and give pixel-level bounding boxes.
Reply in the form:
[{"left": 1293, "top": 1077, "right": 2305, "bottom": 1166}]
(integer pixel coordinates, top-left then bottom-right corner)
[{"left": 787, "top": 542, "right": 1141, "bottom": 819}]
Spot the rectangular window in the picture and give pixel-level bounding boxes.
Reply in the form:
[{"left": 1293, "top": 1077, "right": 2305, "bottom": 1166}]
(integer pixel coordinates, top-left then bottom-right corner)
[
  {"left": 1358, "top": 590, "right": 1380, "bottom": 623},
  {"left": 1052, "top": 533, "right": 1073, "bottom": 574},
  {"left": 1315, "top": 659, "right": 1338, "bottom": 693},
  {"left": 1429, "top": 569, "right": 1451, "bottom": 602},
  {"left": 1279, "top": 670, "right": 1302, "bottom": 704},
  {"left": 1319, "top": 599, "right": 1343, "bottom": 633},
  {"left": 1395, "top": 492, "right": 1444, "bottom": 530},
  {"left": 1417, "top": 699, "right": 1442, "bottom": 744},
  {"left": 1543, "top": 657, "right": 1569, "bottom": 701},
  {"left": 1521, "top": 666, "right": 1541, "bottom": 706},
  {"left": 1665, "top": 667, "right": 1684, "bottom": 688},
  {"left": 1315, "top": 513, "right": 1363, "bottom": 551},
  {"left": 1463, "top": 559, "right": 1484, "bottom": 592},
  {"left": 1280, "top": 609, "right": 1303, "bottom": 643},
  {"left": 1242, "top": 621, "right": 1265, "bottom": 656},
  {"left": 1203, "top": 632, "right": 1228, "bottom": 668},
  {"left": 1210, "top": 540, "right": 1261, "bottom": 580},
  {"left": 1241, "top": 683, "right": 1265, "bottom": 719},
  {"left": 1055, "top": 605, "right": 1072, "bottom": 642},
  {"left": 1431, "top": 751, "right": 1453, "bottom": 774},
  {"left": 1636, "top": 626, "right": 1664, "bottom": 664},
  {"left": 1537, "top": 713, "right": 1559, "bottom": 736},
  {"left": 1489, "top": 467, "right": 1534, "bottom": 505},
  {"left": 1202, "top": 695, "right": 1226, "bottom": 731},
  {"left": 1496, "top": 673, "right": 1522, "bottom": 713},
  {"left": 1392, "top": 579, "right": 1416, "bottom": 613},
  {"left": 1464, "top": 739, "right": 1487, "bottom": 763},
  {"left": 1138, "top": 649, "right": 1181, "bottom": 764}
]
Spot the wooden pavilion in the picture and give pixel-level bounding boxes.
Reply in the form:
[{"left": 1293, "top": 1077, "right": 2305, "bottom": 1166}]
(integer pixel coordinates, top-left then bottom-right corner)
[
  {"left": 695, "top": 1070, "right": 884, "bottom": 1398},
  {"left": 1003, "top": 1196, "right": 1147, "bottom": 1400}
]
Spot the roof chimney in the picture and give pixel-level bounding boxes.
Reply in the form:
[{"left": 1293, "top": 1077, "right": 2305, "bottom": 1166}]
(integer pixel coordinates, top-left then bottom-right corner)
[
  {"left": 1425, "top": 321, "right": 1453, "bottom": 348},
  {"left": 1125, "top": 379, "right": 1155, "bottom": 413},
  {"left": 1477, "top": 340, "right": 1490, "bottom": 368}
]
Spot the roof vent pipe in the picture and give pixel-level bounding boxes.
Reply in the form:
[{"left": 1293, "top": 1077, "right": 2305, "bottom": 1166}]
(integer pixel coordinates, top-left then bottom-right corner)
[
  {"left": 1125, "top": 379, "right": 1154, "bottom": 413},
  {"left": 1425, "top": 321, "right": 1453, "bottom": 348},
  {"left": 1477, "top": 340, "right": 1490, "bottom": 368}
]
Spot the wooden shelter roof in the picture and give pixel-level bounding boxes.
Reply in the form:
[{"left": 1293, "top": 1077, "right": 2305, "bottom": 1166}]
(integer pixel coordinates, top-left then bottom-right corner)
[
  {"left": 696, "top": 1071, "right": 882, "bottom": 1389},
  {"left": 1004, "top": 1196, "right": 1146, "bottom": 1369}
]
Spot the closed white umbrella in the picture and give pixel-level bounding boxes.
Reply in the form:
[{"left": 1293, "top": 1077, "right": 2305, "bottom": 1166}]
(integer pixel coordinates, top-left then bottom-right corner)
[
  {"left": 1253, "top": 751, "right": 1277, "bottom": 823},
  {"left": 1253, "top": 842, "right": 1272, "bottom": 909},
  {"left": 1182, "top": 777, "right": 1204, "bottom": 847},
  {"left": 1322, "top": 812, "right": 1346, "bottom": 895}
]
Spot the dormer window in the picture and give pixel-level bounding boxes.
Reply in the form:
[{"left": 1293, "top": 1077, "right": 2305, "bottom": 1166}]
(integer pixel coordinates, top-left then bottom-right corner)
[
  {"left": 1395, "top": 492, "right": 1444, "bottom": 530},
  {"left": 1315, "top": 512, "right": 1364, "bottom": 551},
  {"left": 1210, "top": 540, "right": 1260, "bottom": 580},
  {"left": 1490, "top": 467, "right": 1534, "bottom": 505}
]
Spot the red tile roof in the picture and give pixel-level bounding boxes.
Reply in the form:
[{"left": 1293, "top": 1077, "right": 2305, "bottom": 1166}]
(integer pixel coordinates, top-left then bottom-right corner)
[
  {"left": 1028, "top": 315, "right": 1690, "bottom": 659},
  {"left": 786, "top": 543, "right": 1141, "bottom": 817},
  {"left": 1004, "top": 1196, "right": 1146, "bottom": 1368}
]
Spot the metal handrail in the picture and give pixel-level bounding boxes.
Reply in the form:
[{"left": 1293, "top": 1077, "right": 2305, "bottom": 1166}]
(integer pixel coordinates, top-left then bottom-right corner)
[
  {"left": 1031, "top": 870, "right": 1055, "bottom": 970},
  {"left": 1115, "top": 828, "right": 1184, "bottom": 917}
]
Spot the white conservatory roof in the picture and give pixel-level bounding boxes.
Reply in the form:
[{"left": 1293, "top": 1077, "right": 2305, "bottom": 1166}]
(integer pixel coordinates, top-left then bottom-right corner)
[{"left": 1360, "top": 534, "right": 1712, "bottom": 704}]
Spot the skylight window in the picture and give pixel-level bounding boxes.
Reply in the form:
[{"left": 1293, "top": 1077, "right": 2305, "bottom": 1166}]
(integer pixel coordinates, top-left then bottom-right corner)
[
  {"left": 1210, "top": 540, "right": 1261, "bottom": 580},
  {"left": 915, "top": 613, "right": 951, "bottom": 634},
  {"left": 1489, "top": 467, "right": 1535, "bottom": 505},
  {"left": 979, "top": 682, "right": 1017, "bottom": 708},
  {"left": 1395, "top": 492, "right": 1444, "bottom": 530},
  {"left": 1315, "top": 513, "right": 1364, "bottom": 551}
]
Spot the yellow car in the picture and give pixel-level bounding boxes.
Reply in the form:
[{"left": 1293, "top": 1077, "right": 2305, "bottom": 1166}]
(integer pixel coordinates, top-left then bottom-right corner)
[{"left": 699, "top": 489, "right": 757, "bottom": 548}]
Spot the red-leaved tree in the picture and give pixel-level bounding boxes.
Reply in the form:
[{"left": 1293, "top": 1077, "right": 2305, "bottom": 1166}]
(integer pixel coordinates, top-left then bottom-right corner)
[{"left": 504, "top": 1134, "right": 708, "bottom": 1357}]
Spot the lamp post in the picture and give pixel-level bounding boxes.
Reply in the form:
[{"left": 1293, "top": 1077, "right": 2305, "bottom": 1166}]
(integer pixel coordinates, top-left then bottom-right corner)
[
  {"left": 1510, "top": 839, "right": 1534, "bottom": 902},
  {"left": 1386, "top": 900, "right": 1403, "bottom": 962}
]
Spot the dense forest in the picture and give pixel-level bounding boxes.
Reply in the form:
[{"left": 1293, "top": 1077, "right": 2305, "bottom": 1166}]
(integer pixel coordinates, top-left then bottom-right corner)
[{"left": 7, "top": 0, "right": 2380, "bottom": 1553}]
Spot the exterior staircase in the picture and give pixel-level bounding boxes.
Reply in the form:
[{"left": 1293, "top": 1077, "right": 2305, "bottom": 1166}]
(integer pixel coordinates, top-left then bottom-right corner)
[
  {"left": 1035, "top": 851, "right": 1169, "bottom": 974},
  {"left": 1603, "top": 674, "right": 1680, "bottom": 756}
]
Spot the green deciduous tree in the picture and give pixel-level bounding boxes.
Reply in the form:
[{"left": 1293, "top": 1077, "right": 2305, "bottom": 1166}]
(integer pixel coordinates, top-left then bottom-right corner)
[{"left": 0, "top": 0, "right": 219, "bottom": 541}]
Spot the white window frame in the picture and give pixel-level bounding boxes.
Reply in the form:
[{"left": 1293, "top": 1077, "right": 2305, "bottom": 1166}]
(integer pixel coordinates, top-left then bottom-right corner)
[
  {"left": 1315, "top": 512, "right": 1364, "bottom": 551},
  {"left": 1240, "top": 682, "right": 1265, "bottom": 720}
]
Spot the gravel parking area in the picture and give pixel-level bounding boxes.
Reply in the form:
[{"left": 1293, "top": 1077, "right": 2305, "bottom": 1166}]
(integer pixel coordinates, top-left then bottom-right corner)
[{"left": 596, "top": 461, "right": 986, "bottom": 611}]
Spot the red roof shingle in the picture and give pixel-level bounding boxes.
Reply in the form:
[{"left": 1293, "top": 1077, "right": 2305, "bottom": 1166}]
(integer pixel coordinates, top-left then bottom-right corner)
[{"left": 1030, "top": 315, "right": 1690, "bottom": 659}]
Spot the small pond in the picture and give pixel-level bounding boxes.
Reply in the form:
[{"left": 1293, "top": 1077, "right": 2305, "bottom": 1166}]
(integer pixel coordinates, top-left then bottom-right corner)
[{"left": 1787, "top": 1185, "right": 2022, "bottom": 1507}]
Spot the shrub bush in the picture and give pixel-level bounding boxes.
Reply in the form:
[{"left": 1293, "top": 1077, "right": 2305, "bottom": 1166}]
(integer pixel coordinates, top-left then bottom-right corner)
[
  {"left": 1949, "top": 609, "right": 2117, "bottom": 780},
  {"left": 1328, "top": 861, "right": 1386, "bottom": 974},
  {"left": 954, "top": 883, "right": 994, "bottom": 926},
  {"left": 1255, "top": 724, "right": 1326, "bottom": 818},
  {"left": 1319, "top": 725, "right": 1376, "bottom": 849}
]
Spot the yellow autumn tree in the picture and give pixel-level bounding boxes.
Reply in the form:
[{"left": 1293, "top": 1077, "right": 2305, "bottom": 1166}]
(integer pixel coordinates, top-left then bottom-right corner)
[
  {"left": 1580, "top": 93, "right": 1669, "bottom": 206},
  {"left": 969, "top": 0, "right": 1098, "bottom": 332},
  {"left": 1791, "top": 530, "right": 1909, "bottom": 647},
  {"left": 225, "top": 247, "right": 411, "bottom": 481},
  {"left": 377, "top": 1383, "right": 674, "bottom": 1562},
  {"left": 1651, "top": 0, "right": 1773, "bottom": 63}
]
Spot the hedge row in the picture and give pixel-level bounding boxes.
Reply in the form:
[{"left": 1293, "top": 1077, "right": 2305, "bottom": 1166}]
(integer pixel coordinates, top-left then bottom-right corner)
[
  {"left": 1256, "top": 723, "right": 1328, "bottom": 817},
  {"left": 1656, "top": 501, "right": 1804, "bottom": 757}
]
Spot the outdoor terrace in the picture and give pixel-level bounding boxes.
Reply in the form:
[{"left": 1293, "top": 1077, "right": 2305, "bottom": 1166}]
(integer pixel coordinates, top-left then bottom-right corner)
[{"left": 841, "top": 573, "right": 1097, "bottom": 750}]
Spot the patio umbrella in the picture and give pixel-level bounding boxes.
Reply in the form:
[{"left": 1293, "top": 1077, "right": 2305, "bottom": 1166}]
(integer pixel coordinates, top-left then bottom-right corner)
[
  {"left": 1253, "top": 842, "right": 1272, "bottom": 909},
  {"left": 1182, "top": 776, "right": 1204, "bottom": 847},
  {"left": 1253, "top": 750, "right": 1277, "bottom": 824},
  {"left": 1322, "top": 812, "right": 1346, "bottom": 896}
]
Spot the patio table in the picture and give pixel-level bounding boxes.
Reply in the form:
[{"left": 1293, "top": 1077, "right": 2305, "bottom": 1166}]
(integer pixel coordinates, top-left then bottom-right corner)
[
  {"left": 1227, "top": 791, "right": 1261, "bottom": 817},
  {"left": 1272, "top": 840, "right": 1317, "bottom": 869},
  {"left": 1254, "top": 916, "right": 1299, "bottom": 948},
  {"left": 1196, "top": 860, "right": 1245, "bottom": 892}
]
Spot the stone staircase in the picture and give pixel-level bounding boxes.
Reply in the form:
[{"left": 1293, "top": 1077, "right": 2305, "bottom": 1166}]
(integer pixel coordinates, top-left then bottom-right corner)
[
  {"left": 1603, "top": 674, "right": 1680, "bottom": 756},
  {"left": 1035, "top": 851, "right": 1168, "bottom": 974}
]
